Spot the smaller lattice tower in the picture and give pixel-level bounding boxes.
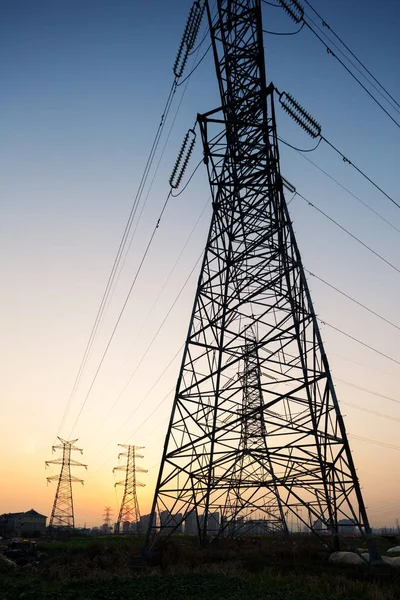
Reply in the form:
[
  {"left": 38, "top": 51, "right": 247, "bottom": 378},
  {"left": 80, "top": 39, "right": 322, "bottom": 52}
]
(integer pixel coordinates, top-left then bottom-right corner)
[
  {"left": 113, "top": 445, "right": 147, "bottom": 534},
  {"left": 103, "top": 506, "right": 113, "bottom": 533},
  {"left": 46, "top": 437, "right": 87, "bottom": 530},
  {"left": 234, "top": 334, "right": 288, "bottom": 534}
]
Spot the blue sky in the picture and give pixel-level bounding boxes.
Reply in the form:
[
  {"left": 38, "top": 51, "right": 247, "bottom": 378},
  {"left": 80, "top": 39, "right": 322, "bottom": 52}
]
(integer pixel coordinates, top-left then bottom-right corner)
[{"left": 0, "top": 0, "right": 399, "bottom": 527}]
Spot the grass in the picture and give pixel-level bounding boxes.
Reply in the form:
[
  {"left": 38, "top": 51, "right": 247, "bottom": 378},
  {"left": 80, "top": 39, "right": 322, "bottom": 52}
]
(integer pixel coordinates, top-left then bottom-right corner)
[{"left": 0, "top": 535, "right": 399, "bottom": 600}]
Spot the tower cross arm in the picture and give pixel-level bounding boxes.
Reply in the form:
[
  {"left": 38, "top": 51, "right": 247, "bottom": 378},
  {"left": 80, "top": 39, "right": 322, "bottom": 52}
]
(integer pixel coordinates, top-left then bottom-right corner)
[
  {"left": 70, "top": 476, "right": 85, "bottom": 484},
  {"left": 51, "top": 444, "right": 83, "bottom": 453},
  {"left": 114, "top": 479, "right": 145, "bottom": 487},
  {"left": 69, "top": 459, "right": 87, "bottom": 468},
  {"left": 51, "top": 437, "right": 83, "bottom": 453},
  {"left": 47, "top": 475, "right": 85, "bottom": 484},
  {"left": 118, "top": 444, "right": 145, "bottom": 450},
  {"left": 46, "top": 459, "right": 87, "bottom": 468}
]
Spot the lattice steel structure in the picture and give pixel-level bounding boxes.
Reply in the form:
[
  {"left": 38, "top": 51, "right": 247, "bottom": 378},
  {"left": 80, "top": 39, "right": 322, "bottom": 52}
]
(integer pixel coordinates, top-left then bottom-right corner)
[
  {"left": 114, "top": 445, "right": 146, "bottom": 534},
  {"left": 234, "top": 334, "right": 288, "bottom": 534},
  {"left": 46, "top": 438, "right": 86, "bottom": 530},
  {"left": 146, "top": 0, "right": 375, "bottom": 554},
  {"left": 103, "top": 506, "right": 113, "bottom": 532}
]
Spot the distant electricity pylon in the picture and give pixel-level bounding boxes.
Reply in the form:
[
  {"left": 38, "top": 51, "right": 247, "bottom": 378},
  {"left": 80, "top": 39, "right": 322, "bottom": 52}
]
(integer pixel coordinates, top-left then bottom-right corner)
[
  {"left": 46, "top": 437, "right": 87, "bottom": 530},
  {"left": 103, "top": 506, "right": 113, "bottom": 532},
  {"left": 146, "top": 0, "right": 377, "bottom": 558},
  {"left": 234, "top": 334, "right": 288, "bottom": 535},
  {"left": 113, "top": 445, "right": 147, "bottom": 534}
]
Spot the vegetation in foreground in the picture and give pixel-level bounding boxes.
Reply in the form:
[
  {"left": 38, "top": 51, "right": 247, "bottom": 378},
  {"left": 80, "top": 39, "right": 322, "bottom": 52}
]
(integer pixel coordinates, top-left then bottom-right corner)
[{"left": 1, "top": 534, "right": 399, "bottom": 600}]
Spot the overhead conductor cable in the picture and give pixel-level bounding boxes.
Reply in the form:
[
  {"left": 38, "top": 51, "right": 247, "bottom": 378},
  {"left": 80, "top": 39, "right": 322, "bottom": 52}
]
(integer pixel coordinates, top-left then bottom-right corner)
[{"left": 277, "top": 87, "right": 400, "bottom": 210}]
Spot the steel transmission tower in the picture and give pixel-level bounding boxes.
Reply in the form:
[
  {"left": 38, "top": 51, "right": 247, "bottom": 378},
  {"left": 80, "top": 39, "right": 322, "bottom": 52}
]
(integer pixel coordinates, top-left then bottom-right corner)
[
  {"left": 113, "top": 445, "right": 147, "bottom": 534},
  {"left": 46, "top": 438, "right": 87, "bottom": 530},
  {"left": 235, "top": 334, "right": 288, "bottom": 535},
  {"left": 103, "top": 506, "right": 113, "bottom": 532},
  {"left": 146, "top": 0, "right": 376, "bottom": 555}
]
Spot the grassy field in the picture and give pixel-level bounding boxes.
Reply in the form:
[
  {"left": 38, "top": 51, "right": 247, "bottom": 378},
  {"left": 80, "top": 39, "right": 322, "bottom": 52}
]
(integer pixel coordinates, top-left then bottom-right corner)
[{"left": 1, "top": 535, "right": 399, "bottom": 600}]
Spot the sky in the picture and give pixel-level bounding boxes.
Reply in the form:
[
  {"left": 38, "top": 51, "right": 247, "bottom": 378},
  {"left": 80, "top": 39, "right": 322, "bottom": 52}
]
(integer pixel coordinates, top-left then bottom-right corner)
[{"left": 0, "top": 0, "right": 399, "bottom": 530}]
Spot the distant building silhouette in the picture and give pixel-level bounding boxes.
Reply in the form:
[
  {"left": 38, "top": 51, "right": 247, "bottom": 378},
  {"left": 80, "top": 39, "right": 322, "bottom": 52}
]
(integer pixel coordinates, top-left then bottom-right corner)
[
  {"left": 0, "top": 509, "right": 47, "bottom": 537},
  {"left": 140, "top": 513, "right": 151, "bottom": 532},
  {"left": 338, "top": 519, "right": 357, "bottom": 535},
  {"left": 184, "top": 511, "right": 197, "bottom": 534}
]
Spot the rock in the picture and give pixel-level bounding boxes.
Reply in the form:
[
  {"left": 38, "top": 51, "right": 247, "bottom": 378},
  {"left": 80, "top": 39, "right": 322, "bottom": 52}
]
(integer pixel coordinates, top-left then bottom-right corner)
[
  {"left": 0, "top": 553, "right": 17, "bottom": 569},
  {"left": 330, "top": 551, "right": 400, "bottom": 568},
  {"left": 329, "top": 551, "right": 365, "bottom": 565},
  {"left": 387, "top": 546, "right": 400, "bottom": 554},
  {"left": 382, "top": 556, "right": 400, "bottom": 567}
]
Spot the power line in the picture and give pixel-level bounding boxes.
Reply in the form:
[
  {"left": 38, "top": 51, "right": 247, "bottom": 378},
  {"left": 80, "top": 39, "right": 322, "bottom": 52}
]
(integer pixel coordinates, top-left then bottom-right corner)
[
  {"left": 93, "top": 193, "right": 209, "bottom": 435},
  {"left": 321, "top": 137, "right": 400, "bottom": 210},
  {"left": 348, "top": 434, "right": 400, "bottom": 451},
  {"left": 335, "top": 377, "right": 400, "bottom": 407},
  {"left": 306, "top": 270, "right": 400, "bottom": 332},
  {"left": 89, "top": 201, "right": 209, "bottom": 462},
  {"left": 89, "top": 197, "right": 400, "bottom": 465},
  {"left": 369, "top": 498, "right": 400, "bottom": 507},
  {"left": 107, "top": 384, "right": 400, "bottom": 481},
  {"left": 91, "top": 204, "right": 400, "bottom": 454},
  {"left": 319, "top": 320, "right": 400, "bottom": 367},
  {"left": 290, "top": 150, "right": 400, "bottom": 235},
  {"left": 303, "top": 19, "right": 400, "bottom": 129},
  {"left": 189, "top": 0, "right": 217, "bottom": 55},
  {"left": 62, "top": 39, "right": 211, "bottom": 438},
  {"left": 277, "top": 0, "right": 400, "bottom": 126},
  {"left": 296, "top": 192, "right": 400, "bottom": 275},
  {"left": 99, "top": 63, "right": 202, "bottom": 321},
  {"left": 56, "top": 82, "right": 178, "bottom": 436},
  {"left": 126, "top": 387, "right": 175, "bottom": 444},
  {"left": 177, "top": 44, "right": 212, "bottom": 86},
  {"left": 91, "top": 322, "right": 400, "bottom": 474},
  {"left": 171, "top": 159, "right": 203, "bottom": 197},
  {"left": 332, "top": 353, "right": 400, "bottom": 382},
  {"left": 277, "top": 98, "right": 399, "bottom": 212},
  {"left": 107, "top": 383, "right": 400, "bottom": 480},
  {"left": 134, "top": 385, "right": 400, "bottom": 454},
  {"left": 261, "top": 0, "right": 282, "bottom": 7},
  {"left": 304, "top": 14, "right": 400, "bottom": 117},
  {"left": 262, "top": 23, "right": 304, "bottom": 36},
  {"left": 68, "top": 191, "right": 174, "bottom": 437},
  {"left": 95, "top": 251, "right": 202, "bottom": 433},
  {"left": 189, "top": 25, "right": 209, "bottom": 56},
  {"left": 97, "top": 197, "right": 210, "bottom": 430},
  {"left": 58, "top": 5, "right": 211, "bottom": 437},
  {"left": 341, "top": 401, "right": 400, "bottom": 423},
  {"left": 278, "top": 136, "right": 322, "bottom": 153},
  {"left": 92, "top": 347, "right": 184, "bottom": 473},
  {"left": 130, "top": 395, "right": 400, "bottom": 461},
  {"left": 368, "top": 504, "right": 400, "bottom": 515},
  {"left": 302, "top": 0, "right": 400, "bottom": 112}
]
